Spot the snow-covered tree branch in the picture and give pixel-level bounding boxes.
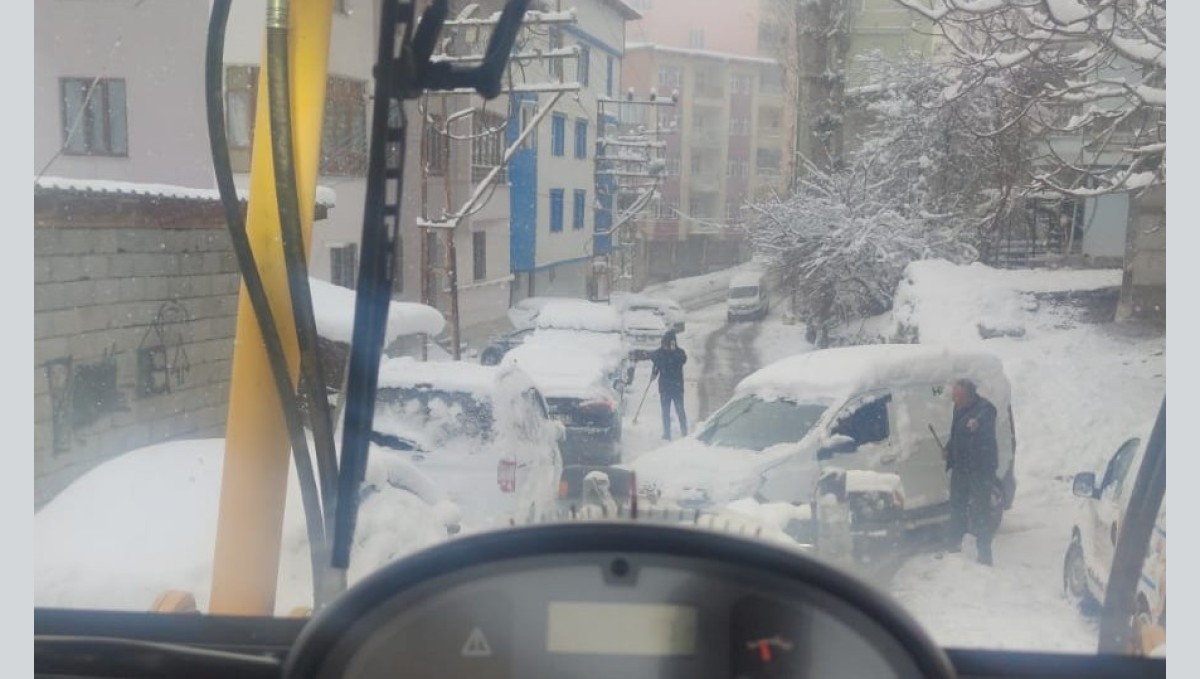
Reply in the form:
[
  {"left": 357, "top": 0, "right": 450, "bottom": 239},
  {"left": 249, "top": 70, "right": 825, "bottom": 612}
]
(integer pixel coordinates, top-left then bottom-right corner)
[{"left": 891, "top": 0, "right": 1166, "bottom": 195}]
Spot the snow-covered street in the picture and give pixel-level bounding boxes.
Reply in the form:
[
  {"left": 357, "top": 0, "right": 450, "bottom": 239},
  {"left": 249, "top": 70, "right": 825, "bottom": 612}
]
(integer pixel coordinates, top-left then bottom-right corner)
[{"left": 615, "top": 262, "right": 1164, "bottom": 653}]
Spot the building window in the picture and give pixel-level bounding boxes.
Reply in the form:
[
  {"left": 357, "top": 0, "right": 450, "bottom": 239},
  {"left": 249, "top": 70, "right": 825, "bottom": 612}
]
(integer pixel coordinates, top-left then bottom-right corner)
[
  {"left": 688, "top": 29, "right": 705, "bottom": 49},
  {"left": 726, "top": 159, "right": 748, "bottom": 177},
  {"left": 518, "top": 100, "right": 538, "bottom": 150},
  {"left": 61, "top": 77, "right": 128, "bottom": 157},
  {"left": 574, "top": 119, "right": 588, "bottom": 159},
  {"left": 606, "top": 56, "right": 615, "bottom": 97},
  {"left": 330, "top": 243, "right": 358, "bottom": 289},
  {"left": 472, "top": 110, "right": 507, "bottom": 183},
  {"left": 322, "top": 76, "right": 367, "bottom": 175},
  {"left": 727, "top": 200, "right": 743, "bottom": 220},
  {"left": 549, "top": 189, "right": 565, "bottom": 232},
  {"left": 549, "top": 27, "right": 564, "bottom": 78},
  {"left": 578, "top": 45, "right": 590, "bottom": 86},
  {"left": 424, "top": 114, "right": 448, "bottom": 176},
  {"left": 225, "top": 66, "right": 259, "bottom": 171},
  {"left": 657, "top": 66, "right": 683, "bottom": 89},
  {"left": 756, "top": 147, "right": 781, "bottom": 174},
  {"left": 551, "top": 113, "right": 566, "bottom": 156},
  {"left": 665, "top": 156, "right": 681, "bottom": 176},
  {"left": 759, "top": 106, "right": 783, "bottom": 133},
  {"left": 573, "top": 189, "right": 586, "bottom": 230},
  {"left": 657, "top": 198, "right": 679, "bottom": 219},
  {"left": 472, "top": 231, "right": 487, "bottom": 281},
  {"left": 690, "top": 152, "right": 705, "bottom": 174},
  {"left": 731, "top": 74, "right": 753, "bottom": 95},
  {"left": 729, "top": 116, "right": 750, "bottom": 136}
]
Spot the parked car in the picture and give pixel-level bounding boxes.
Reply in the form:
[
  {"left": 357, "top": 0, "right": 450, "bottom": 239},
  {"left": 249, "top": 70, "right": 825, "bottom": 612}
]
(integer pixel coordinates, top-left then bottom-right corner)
[
  {"left": 507, "top": 296, "right": 580, "bottom": 330},
  {"left": 478, "top": 326, "right": 535, "bottom": 366},
  {"left": 372, "top": 358, "right": 564, "bottom": 530},
  {"left": 1063, "top": 427, "right": 1166, "bottom": 637},
  {"left": 623, "top": 345, "right": 1017, "bottom": 537},
  {"left": 622, "top": 309, "right": 668, "bottom": 360},
  {"left": 502, "top": 344, "right": 624, "bottom": 465},
  {"left": 727, "top": 270, "right": 769, "bottom": 321},
  {"left": 613, "top": 293, "right": 686, "bottom": 333},
  {"left": 531, "top": 300, "right": 636, "bottom": 384}
]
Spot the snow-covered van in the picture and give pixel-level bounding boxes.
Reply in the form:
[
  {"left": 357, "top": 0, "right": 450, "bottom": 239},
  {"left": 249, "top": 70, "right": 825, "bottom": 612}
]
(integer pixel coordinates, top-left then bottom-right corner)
[
  {"left": 626, "top": 344, "right": 1017, "bottom": 533},
  {"left": 727, "top": 271, "right": 769, "bottom": 321}
]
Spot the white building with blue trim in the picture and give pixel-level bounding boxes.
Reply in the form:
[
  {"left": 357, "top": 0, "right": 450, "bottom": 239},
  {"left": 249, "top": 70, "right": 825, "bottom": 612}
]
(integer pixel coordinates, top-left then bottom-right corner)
[{"left": 506, "top": 0, "right": 640, "bottom": 301}]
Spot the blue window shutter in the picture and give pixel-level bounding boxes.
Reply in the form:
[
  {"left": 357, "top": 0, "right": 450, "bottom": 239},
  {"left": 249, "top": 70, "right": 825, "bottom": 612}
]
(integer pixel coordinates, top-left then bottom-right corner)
[
  {"left": 579, "top": 46, "right": 590, "bottom": 86},
  {"left": 606, "top": 56, "right": 615, "bottom": 97},
  {"left": 551, "top": 114, "right": 565, "bottom": 156},
  {"left": 573, "top": 189, "right": 586, "bottom": 230},
  {"left": 575, "top": 119, "right": 588, "bottom": 159},
  {"left": 550, "top": 189, "right": 564, "bottom": 232}
]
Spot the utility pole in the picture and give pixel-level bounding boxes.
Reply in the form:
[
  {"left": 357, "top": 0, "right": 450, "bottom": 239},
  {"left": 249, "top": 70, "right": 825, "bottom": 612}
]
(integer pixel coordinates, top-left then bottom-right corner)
[
  {"left": 595, "top": 90, "right": 676, "bottom": 295},
  {"left": 416, "top": 5, "right": 581, "bottom": 358}
]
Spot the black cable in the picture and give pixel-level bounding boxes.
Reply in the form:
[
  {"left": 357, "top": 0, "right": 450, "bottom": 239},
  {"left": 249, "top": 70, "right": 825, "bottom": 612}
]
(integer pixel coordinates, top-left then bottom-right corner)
[
  {"left": 265, "top": 0, "right": 343, "bottom": 605},
  {"left": 205, "top": 0, "right": 327, "bottom": 608}
]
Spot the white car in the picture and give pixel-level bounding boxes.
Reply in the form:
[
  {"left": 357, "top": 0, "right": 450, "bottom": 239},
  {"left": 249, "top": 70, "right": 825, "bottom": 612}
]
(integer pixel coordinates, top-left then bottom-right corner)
[
  {"left": 373, "top": 358, "right": 564, "bottom": 530},
  {"left": 624, "top": 345, "right": 1016, "bottom": 536},
  {"left": 613, "top": 293, "right": 686, "bottom": 333},
  {"left": 1063, "top": 428, "right": 1166, "bottom": 629},
  {"left": 531, "top": 300, "right": 635, "bottom": 386},
  {"left": 506, "top": 296, "right": 581, "bottom": 330},
  {"left": 622, "top": 308, "right": 668, "bottom": 360}
]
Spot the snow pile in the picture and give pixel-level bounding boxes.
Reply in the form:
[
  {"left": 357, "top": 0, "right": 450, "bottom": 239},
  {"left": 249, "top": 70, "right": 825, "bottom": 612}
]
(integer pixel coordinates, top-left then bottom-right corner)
[
  {"left": 502, "top": 343, "right": 612, "bottom": 399},
  {"left": 891, "top": 260, "right": 1121, "bottom": 345},
  {"left": 725, "top": 497, "right": 814, "bottom": 532},
  {"left": 309, "top": 277, "right": 445, "bottom": 344},
  {"left": 377, "top": 356, "right": 494, "bottom": 396},
  {"left": 35, "top": 175, "right": 338, "bottom": 207},
  {"left": 524, "top": 328, "right": 629, "bottom": 371},
  {"left": 34, "top": 439, "right": 448, "bottom": 615},
  {"left": 640, "top": 263, "right": 757, "bottom": 309}
]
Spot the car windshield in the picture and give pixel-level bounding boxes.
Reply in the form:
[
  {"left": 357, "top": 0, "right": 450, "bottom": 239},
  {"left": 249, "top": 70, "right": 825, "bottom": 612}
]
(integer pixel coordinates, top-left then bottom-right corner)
[
  {"left": 697, "top": 396, "right": 827, "bottom": 452},
  {"left": 31, "top": 0, "right": 1168, "bottom": 665}
]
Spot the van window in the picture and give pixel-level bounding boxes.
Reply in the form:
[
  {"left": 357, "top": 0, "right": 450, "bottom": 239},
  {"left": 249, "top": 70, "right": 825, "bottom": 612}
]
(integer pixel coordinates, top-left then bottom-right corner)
[
  {"left": 1100, "top": 437, "right": 1140, "bottom": 501},
  {"left": 729, "top": 286, "right": 759, "bottom": 299},
  {"left": 832, "top": 393, "right": 891, "bottom": 445}
]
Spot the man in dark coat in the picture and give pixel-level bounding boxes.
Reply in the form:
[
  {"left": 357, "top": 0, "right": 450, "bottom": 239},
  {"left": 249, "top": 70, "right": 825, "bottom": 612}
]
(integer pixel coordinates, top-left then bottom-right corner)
[
  {"left": 650, "top": 330, "right": 687, "bottom": 440},
  {"left": 945, "top": 378, "right": 999, "bottom": 565}
]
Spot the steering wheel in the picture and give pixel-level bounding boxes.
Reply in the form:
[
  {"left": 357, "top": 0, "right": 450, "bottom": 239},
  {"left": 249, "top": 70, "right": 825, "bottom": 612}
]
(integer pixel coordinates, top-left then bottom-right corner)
[{"left": 285, "top": 522, "right": 956, "bottom": 679}]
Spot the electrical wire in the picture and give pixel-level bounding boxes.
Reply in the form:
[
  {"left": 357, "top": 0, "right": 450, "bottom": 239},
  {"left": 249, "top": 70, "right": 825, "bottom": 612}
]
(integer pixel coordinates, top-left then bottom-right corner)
[
  {"left": 205, "top": 0, "right": 327, "bottom": 609},
  {"left": 265, "top": 0, "right": 343, "bottom": 605}
]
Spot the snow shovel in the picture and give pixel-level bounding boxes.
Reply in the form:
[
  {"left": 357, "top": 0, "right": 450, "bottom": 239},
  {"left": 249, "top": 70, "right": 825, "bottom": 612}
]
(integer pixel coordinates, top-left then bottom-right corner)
[{"left": 631, "top": 374, "right": 657, "bottom": 425}]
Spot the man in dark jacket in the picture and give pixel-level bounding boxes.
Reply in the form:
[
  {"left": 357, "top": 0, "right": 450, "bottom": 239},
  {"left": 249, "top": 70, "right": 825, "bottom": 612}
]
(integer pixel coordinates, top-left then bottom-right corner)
[
  {"left": 650, "top": 330, "right": 687, "bottom": 440},
  {"left": 945, "top": 378, "right": 999, "bottom": 565}
]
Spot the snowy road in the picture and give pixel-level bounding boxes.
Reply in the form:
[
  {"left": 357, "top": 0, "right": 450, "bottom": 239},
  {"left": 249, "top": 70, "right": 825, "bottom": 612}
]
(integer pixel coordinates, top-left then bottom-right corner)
[{"left": 617, "top": 264, "right": 1164, "bottom": 654}]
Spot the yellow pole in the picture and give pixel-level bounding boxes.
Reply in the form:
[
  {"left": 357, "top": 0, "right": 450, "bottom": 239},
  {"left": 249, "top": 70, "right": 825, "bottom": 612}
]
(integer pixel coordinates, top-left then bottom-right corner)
[{"left": 210, "top": 0, "right": 334, "bottom": 616}]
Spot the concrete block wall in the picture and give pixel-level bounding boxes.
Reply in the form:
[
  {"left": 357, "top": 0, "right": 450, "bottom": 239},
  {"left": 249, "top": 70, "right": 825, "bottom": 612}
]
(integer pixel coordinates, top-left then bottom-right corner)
[{"left": 34, "top": 221, "right": 240, "bottom": 506}]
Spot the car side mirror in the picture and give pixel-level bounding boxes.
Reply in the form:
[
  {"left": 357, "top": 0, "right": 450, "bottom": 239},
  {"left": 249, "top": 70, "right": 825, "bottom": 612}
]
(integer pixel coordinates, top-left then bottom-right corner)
[
  {"left": 1072, "top": 471, "right": 1097, "bottom": 498},
  {"left": 818, "top": 434, "right": 857, "bottom": 460}
]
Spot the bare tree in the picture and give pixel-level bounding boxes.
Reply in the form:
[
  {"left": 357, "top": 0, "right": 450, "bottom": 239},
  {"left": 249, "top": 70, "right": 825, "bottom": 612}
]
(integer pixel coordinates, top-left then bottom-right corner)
[{"left": 890, "top": 0, "right": 1166, "bottom": 196}]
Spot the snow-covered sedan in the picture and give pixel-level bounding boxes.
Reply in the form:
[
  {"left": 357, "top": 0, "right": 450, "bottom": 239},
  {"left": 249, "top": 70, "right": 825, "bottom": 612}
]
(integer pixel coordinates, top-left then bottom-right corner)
[
  {"left": 372, "top": 358, "right": 564, "bottom": 530},
  {"left": 622, "top": 308, "right": 668, "bottom": 360},
  {"left": 1063, "top": 426, "right": 1166, "bottom": 630},
  {"left": 613, "top": 293, "right": 687, "bottom": 333}
]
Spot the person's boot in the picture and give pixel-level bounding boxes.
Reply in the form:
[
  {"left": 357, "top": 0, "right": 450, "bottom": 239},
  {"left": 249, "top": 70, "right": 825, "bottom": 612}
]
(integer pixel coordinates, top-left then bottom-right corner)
[{"left": 977, "top": 543, "right": 993, "bottom": 566}]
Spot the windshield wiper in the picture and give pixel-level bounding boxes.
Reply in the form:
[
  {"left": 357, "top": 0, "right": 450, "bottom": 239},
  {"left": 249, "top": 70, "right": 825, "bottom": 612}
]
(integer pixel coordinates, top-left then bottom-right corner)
[{"left": 331, "top": 0, "right": 532, "bottom": 570}]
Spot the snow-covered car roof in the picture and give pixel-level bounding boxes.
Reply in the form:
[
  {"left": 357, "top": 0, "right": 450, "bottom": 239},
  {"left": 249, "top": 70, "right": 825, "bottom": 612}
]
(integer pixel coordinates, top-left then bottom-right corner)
[
  {"left": 614, "top": 293, "right": 683, "bottom": 312},
  {"left": 309, "top": 277, "right": 445, "bottom": 344},
  {"left": 534, "top": 300, "right": 623, "bottom": 333},
  {"left": 735, "top": 344, "right": 1011, "bottom": 405},
  {"left": 377, "top": 357, "right": 499, "bottom": 398},
  {"left": 730, "top": 271, "right": 766, "bottom": 288},
  {"left": 507, "top": 296, "right": 581, "bottom": 329},
  {"left": 524, "top": 328, "right": 629, "bottom": 371},
  {"left": 623, "top": 309, "right": 668, "bottom": 332},
  {"left": 501, "top": 343, "right": 615, "bottom": 399}
]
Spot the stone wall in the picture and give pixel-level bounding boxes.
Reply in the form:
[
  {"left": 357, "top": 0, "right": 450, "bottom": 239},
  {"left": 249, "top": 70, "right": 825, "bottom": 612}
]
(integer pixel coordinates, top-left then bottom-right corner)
[{"left": 34, "top": 195, "right": 241, "bottom": 506}]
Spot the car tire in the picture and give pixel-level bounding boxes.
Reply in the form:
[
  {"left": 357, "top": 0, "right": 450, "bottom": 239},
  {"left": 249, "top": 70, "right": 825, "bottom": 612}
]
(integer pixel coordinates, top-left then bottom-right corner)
[{"left": 1063, "top": 538, "right": 1098, "bottom": 613}]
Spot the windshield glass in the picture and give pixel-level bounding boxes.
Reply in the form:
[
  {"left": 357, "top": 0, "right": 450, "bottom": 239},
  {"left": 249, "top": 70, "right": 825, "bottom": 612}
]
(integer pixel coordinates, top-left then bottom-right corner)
[
  {"left": 31, "top": 0, "right": 1168, "bottom": 662},
  {"left": 697, "top": 396, "right": 826, "bottom": 452}
]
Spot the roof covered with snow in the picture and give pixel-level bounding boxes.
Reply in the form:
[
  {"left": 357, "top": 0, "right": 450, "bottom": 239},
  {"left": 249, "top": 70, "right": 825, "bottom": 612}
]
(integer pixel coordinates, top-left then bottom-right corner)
[
  {"left": 735, "top": 344, "right": 1011, "bottom": 405},
  {"left": 35, "top": 175, "right": 337, "bottom": 207},
  {"left": 625, "top": 43, "right": 778, "bottom": 66},
  {"left": 309, "top": 278, "right": 445, "bottom": 344},
  {"left": 377, "top": 357, "right": 496, "bottom": 396}
]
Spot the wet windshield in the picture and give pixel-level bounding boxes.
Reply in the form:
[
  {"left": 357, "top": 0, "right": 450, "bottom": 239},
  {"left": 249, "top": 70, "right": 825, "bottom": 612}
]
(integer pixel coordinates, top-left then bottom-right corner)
[
  {"left": 697, "top": 397, "right": 826, "bottom": 452},
  {"left": 32, "top": 0, "right": 1167, "bottom": 662}
]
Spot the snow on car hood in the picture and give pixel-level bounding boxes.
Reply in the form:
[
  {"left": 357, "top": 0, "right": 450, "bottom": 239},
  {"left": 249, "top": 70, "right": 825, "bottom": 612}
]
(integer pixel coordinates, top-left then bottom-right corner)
[{"left": 624, "top": 436, "right": 786, "bottom": 508}]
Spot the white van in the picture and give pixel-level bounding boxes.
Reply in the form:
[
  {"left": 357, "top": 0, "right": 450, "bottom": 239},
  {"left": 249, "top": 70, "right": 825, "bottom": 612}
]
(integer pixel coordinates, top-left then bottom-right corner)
[
  {"left": 627, "top": 344, "right": 1017, "bottom": 532},
  {"left": 727, "top": 271, "right": 769, "bottom": 321}
]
